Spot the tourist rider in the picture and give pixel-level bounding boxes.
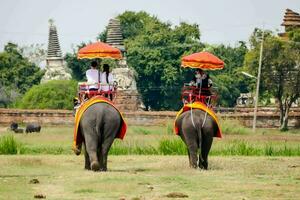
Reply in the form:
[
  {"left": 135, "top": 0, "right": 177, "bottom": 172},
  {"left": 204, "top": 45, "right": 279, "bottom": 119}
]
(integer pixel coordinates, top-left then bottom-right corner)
[
  {"left": 100, "top": 64, "right": 114, "bottom": 100},
  {"left": 192, "top": 69, "right": 212, "bottom": 96},
  {"left": 86, "top": 61, "right": 100, "bottom": 91}
]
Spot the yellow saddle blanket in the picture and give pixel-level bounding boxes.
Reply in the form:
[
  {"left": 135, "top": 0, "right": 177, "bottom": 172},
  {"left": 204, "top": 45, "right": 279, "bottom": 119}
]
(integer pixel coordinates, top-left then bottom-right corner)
[{"left": 174, "top": 101, "right": 222, "bottom": 138}]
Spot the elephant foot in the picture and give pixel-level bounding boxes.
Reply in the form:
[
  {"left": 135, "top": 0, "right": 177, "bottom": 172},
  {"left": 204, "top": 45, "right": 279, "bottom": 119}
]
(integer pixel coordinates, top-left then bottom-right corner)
[
  {"left": 189, "top": 162, "right": 198, "bottom": 169},
  {"left": 199, "top": 161, "right": 208, "bottom": 170},
  {"left": 85, "top": 165, "right": 91, "bottom": 170},
  {"left": 100, "top": 167, "right": 107, "bottom": 172},
  {"left": 91, "top": 161, "right": 100, "bottom": 171}
]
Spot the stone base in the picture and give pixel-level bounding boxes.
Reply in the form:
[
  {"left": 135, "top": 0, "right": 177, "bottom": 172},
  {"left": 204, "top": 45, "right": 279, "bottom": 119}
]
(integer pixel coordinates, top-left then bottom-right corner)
[
  {"left": 114, "top": 90, "right": 142, "bottom": 111},
  {"left": 41, "top": 58, "right": 72, "bottom": 83}
]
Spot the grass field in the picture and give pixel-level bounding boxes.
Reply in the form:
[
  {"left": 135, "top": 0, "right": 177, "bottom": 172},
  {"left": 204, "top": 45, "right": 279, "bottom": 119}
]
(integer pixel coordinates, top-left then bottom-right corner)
[
  {"left": 0, "top": 155, "right": 299, "bottom": 199},
  {"left": 0, "top": 122, "right": 299, "bottom": 156},
  {"left": 0, "top": 122, "right": 299, "bottom": 199}
]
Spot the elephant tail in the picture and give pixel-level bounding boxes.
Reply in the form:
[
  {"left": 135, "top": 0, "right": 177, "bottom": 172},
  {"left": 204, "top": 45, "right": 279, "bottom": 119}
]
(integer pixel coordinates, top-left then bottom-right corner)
[{"left": 197, "top": 120, "right": 203, "bottom": 149}]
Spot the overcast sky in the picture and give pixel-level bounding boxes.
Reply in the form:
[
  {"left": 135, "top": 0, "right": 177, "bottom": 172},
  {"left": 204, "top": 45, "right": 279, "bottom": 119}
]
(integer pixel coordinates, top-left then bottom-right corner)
[{"left": 0, "top": 0, "right": 299, "bottom": 54}]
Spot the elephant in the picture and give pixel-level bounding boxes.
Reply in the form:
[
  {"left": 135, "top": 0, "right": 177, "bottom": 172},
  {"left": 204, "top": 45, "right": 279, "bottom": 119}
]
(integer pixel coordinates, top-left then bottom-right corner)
[
  {"left": 79, "top": 103, "right": 122, "bottom": 171},
  {"left": 175, "top": 109, "right": 219, "bottom": 169}
]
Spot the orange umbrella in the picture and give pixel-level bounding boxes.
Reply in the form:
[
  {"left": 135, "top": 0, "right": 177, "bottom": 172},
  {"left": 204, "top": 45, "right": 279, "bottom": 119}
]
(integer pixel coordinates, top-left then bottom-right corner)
[
  {"left": 181, "top": 51, "right": 224, "bottom": 70},
  {"left": 77, "top": 41, "right": 122, "bottom": 59}
]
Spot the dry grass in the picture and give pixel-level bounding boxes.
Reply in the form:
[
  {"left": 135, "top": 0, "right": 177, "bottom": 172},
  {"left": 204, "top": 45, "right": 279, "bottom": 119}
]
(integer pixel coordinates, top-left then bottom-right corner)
[{"left": 0, "top": 155, "right": 299, "bottom": 200}]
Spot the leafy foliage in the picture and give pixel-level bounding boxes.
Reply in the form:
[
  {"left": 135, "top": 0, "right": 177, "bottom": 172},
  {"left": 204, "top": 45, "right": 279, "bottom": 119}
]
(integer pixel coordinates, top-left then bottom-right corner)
[
  {"left": 118, "top": 11, "right": 203, "bottom": 110},
  {"left": 0, "top": 43, "right": 44, "bottom": 107},
  {"left": 244, "top": 28, "right": 300, "bottom": 130},
  {"left": 66, "top": 11, "right": 251, "bottom": 109},
  {"left": 207, "top": 42, "right": 249, "bottom": 107},
  {"left": 65, "top": 43, "right": 91, "bottom": 81},
  {"left": 16, "top": 80, "right": 77, "bottom": 110}
]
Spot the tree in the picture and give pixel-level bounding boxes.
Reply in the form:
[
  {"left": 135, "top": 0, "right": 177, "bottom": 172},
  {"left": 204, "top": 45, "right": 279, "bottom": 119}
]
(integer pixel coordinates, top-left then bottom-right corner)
[
  {"left": 20, "top": 43, "right": 47, "bottom": 67},
  {"left": 205, "top": 42, "right": 249, "bottom": 107},
  {"left": 244, "top": 28, "right": 300, "bottom": 131},
  {"left": 65, "top": 43, "right": 91, "bottom": 81},
  {"left": 0, "top": 42, "right": 44, "bottom": 107},
  {"left": 67, "top": 11, "right": 251, "bottom": 109},
  {"left": 120, "top": 12, "right": 203, "bottom": 110}
]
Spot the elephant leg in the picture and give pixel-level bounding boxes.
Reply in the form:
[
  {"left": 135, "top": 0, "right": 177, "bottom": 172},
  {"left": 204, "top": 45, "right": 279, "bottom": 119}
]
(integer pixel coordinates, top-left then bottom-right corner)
[
  {"left": 187, "top": 142, "right": 198, "bottom": 169},
  {"left": 181, "top": 130, "right": 198, "bottom": 168},
  {"left": 200, "top": 136, "right": 213, "bottom": 170},
  {"left": 99, "top": 137, "right": 115, "bottom": 171},
  {"left": 180, "top": 135, "right": 193, "bottom": 168},
  {"left": 84, "top": 144, "right": 91, "bottom": 170},
  {"left": 198, "top": 152, "right": 205, "bottom": 169},
  {"left": 84, "top": 132, "right": 100, "bottom": 171}
]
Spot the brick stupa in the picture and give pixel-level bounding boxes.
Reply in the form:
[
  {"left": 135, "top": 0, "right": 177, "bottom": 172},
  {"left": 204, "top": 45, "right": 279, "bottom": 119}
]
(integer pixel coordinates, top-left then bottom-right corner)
[
  {"left": 279, "top": 9, "right": 300, "bottom": 38},
  {"left": 41, "top": 19, "right": 71, "bottom": 83},
  {"left": 106, "top": 18, "right": 143, "bottom": 111}
]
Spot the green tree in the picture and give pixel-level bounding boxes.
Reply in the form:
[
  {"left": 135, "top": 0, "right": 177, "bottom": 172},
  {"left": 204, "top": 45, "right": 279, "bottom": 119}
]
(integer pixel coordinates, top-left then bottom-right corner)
[
  {"left": 0, "top": 42, "right": 44, "bottom": 107},
  {"left": 244, "top": 28, "right": 300, "bottom": 131},
  {"left": 67, "top": 11, "right": 251, "bottom": 109},
  {"left": 206, "top": 42, "right": 249, "bottom": 107},
  {"left": 121, "top": 13, "right": 202, "bottom": 110},
  {"left": 65, "top": 43, "right": 90, "bottom": 81}
]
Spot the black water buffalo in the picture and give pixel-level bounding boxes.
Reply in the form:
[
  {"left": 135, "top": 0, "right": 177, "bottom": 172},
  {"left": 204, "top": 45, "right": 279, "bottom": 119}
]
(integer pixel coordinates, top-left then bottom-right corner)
[
  {"left": 14, "top": 128, "right": 24, "bottom": 133},
  {"left": 10, "top": 122, "right": 18, "bottom": 131},
  {"left": 25, "top": 124, "right": 41, "bottom": 133},
  {"left": 10, "top": 122, "right": 24, "bottom": 133}
]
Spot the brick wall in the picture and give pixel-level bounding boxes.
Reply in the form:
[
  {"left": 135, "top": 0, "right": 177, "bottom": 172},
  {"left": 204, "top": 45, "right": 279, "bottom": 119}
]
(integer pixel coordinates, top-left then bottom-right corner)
[{"left": 0, "top": 107, "right": 299, "bottom": 128}]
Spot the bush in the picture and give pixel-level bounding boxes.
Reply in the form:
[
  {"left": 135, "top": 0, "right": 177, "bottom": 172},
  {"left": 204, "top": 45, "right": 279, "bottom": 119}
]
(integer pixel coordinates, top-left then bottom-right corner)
[
  {"left": 15, "top": 80, "right": 77, "bottom": 110},
  {"left": 0, "top": 135, "right": 23, "bottom": 154}
]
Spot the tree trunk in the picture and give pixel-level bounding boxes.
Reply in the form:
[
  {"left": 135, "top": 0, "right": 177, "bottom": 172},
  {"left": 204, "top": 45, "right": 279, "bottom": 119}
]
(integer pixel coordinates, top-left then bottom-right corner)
[
  {"left": 280, "top": 106, "right": 289, "bottom": 131},
  {"left": 278, "top": 98, "right": 284, "bottom": 127}
]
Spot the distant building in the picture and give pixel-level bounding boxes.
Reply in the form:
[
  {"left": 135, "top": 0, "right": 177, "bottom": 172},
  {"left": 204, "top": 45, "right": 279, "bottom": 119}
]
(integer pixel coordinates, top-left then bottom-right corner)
[
  {"left": 106, "top": 18, "right": 143, "bottom": 111},
  {"left": 41, "top": 19, "right": 71, "bottom": 83},
  {"left": 278, "top": 9, "right": 300, "bottom": 38}
]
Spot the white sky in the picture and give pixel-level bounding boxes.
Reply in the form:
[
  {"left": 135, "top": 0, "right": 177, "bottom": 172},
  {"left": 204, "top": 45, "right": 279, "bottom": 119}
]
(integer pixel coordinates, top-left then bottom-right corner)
[{"left": 0, "top": 0, "right": 299, "bottom": 54}]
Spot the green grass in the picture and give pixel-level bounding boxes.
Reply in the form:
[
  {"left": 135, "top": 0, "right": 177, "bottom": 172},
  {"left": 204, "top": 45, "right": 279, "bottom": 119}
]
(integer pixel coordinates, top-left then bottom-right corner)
[
  {"left": 0, "top": 134, "right": 23, "bottom": 154},
  {"left": 158, "top": 138, "right": 187, "bottom": 155},
  {"left": 220, "top": 119, "right": 253, "bottom": 135},
  {"left": 0, "top": 121, "right": 299, "bottom": 156}
]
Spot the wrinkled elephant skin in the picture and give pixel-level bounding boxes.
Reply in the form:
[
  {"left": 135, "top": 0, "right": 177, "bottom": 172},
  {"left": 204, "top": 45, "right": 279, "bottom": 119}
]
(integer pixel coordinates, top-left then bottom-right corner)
[
  {"left": 175, "top": 109, "right": 218, "bottom": 169},
  {"left": 80, "top": 103, "right": 122, "bottom": 171}
]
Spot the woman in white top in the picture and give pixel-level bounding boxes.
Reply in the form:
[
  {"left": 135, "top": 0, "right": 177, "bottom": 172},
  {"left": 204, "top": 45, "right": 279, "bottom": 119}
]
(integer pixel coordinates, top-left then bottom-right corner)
[
  {"left": 100, "top": 64, "right": 114, "bottom": 100},
  {"left": 86, "top": 61, "right": 100, "bottom": 90}
]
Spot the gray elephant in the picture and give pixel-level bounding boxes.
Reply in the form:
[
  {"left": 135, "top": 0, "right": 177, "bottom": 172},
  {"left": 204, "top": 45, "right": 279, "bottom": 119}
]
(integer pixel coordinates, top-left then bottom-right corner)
[
  {"left": 175, "top": 109, "right": 219, "bottom": 169},
  {"left": 78, "top": 103, "right": 124, "bottom": 171}
]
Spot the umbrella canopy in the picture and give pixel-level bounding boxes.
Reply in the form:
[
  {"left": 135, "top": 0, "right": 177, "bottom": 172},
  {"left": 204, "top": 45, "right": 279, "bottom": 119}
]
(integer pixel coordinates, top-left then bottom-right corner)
[
  {"left": 77, "top": 42, "right": 122, "bottom": 59},
  {"left": 181, "top": 51, "right": 224, "bottom": 70}
]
